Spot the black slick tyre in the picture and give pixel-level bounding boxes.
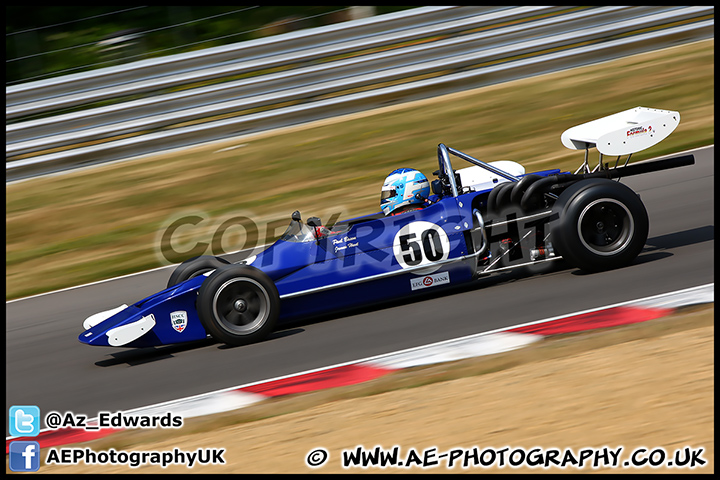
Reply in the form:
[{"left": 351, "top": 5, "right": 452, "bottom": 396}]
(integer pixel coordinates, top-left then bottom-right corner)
[
  {"left": 551, "top": 179, "right": 648, "bottom": 272},
  {"left": 167, "top": 255, "right": 230, "bottom": 288},
  {"left": 197, "top": 264, "right": 279, "bottom": 346}
]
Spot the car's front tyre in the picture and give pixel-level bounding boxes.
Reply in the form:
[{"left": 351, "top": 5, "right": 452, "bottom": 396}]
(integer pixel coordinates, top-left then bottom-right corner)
[
  {"left": 196, "top": 264, "right": 279, "bottom": 346},
  {"left": 167, "top": 255, "right": 230, "bottom": 288}
]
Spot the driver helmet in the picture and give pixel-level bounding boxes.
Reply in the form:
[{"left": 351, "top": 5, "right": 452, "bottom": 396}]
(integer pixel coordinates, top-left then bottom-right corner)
[{"left": 380, "top": 168, "right": 430, "bottom": 215}]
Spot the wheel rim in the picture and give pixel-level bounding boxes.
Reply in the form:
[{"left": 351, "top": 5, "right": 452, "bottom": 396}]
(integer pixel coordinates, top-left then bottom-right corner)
[
  {"left": 577, "top": 198, "right": 634, "bottom": 256},
  {"left": 212, "top": 278, "right": 269, "bottom": 335}
]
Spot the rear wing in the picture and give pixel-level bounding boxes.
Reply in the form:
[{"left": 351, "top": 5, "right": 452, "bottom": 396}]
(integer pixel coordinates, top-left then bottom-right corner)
[{"left": 561, "top": 107, "right": 680, "bottom": 174}]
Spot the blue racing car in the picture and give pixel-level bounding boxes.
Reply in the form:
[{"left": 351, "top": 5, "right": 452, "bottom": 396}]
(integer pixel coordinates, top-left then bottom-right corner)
[{"left": 79, "top": 107, "right": 694, "bottom": 348}]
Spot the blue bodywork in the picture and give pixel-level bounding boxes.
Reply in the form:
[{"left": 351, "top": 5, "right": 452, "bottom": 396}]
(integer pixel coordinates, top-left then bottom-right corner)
[{"left": 79, "top": 145, "right": 562, "bottom": 348}]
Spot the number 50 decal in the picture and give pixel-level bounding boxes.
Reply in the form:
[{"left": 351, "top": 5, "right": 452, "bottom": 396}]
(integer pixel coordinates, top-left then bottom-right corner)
[{"left": 393, "top": 221, "right": 451, "bottom": 273}]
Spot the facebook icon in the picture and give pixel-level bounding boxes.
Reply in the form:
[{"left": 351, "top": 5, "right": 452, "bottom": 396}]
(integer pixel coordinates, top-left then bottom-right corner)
[{"left": 9, "top": 441, "right": 41, "bottom": 472}]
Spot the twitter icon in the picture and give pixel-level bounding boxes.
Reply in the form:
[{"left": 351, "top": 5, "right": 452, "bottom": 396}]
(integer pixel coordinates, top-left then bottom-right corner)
[{"left": 9, "top": 406, "right": 40, "bottom": 437}]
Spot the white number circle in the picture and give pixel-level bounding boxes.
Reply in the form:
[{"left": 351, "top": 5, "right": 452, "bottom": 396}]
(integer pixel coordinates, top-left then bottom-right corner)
[{"left": 393, "top": 221, "right": 450, "bottom": 273}]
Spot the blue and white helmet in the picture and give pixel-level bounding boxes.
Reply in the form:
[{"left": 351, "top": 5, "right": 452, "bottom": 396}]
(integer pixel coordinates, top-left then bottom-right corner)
[{"left": 380, "top": 168, "right": 430, "bottom": 215}]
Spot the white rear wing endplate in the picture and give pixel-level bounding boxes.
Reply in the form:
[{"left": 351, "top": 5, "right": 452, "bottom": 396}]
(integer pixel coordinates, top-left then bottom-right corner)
[{"left": 561, "top": 107, "right": 680, "bottom": 156}]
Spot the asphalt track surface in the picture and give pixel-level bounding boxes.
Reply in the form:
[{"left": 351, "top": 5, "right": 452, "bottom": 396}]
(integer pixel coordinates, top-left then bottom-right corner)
[{"left": 6, "top": 146, "right": 714, "bottom": 435}]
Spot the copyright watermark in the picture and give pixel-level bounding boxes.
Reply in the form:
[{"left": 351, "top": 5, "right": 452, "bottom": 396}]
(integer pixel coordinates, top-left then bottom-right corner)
[
  {"left": 304, "top": 445, "right": 708, "bottom": 470},
  {"left": 154, "top": 211, "right": 268, "bottom": 264},
  {"left": 153, "top": 205, "right": 566, "bottom": 275},
  {"left": 153, "top": 210, "right": 344, "bottom": 264},
  {"left": 305, "top": 448, "right": 329, "bottom": 468}
]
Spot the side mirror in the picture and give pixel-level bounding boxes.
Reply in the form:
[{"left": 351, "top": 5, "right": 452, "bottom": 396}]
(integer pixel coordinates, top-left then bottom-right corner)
[{"left": 431, "top": 179, "right": 443, "bottom": 195}]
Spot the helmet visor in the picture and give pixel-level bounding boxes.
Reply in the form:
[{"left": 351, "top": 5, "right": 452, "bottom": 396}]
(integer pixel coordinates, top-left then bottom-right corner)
[{"left": 380, "top": 187, "right": 397, "bottom": 203}]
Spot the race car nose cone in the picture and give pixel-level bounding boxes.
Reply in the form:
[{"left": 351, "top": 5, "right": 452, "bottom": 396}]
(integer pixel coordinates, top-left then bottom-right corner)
[{"left": 78, "top": 329, "right": 111, "bottom": 346}]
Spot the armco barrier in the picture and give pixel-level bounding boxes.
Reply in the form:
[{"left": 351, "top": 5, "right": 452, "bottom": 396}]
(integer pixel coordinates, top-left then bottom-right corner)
[{"left": 5, "top": 6, "right": 714, "bottom": 181}]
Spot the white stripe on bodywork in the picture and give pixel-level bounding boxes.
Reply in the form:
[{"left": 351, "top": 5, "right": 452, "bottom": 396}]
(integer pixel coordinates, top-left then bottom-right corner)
[
  {"left": 106, "top": 314, "right": 156, "bottom": 346},
  {"left": 83, "top": 304, "right": 128, "bottom": 330}
]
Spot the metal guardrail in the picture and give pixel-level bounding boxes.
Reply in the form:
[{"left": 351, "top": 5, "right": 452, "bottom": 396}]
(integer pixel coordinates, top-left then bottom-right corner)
[
  {"left": 5, "top": 6, "right": 504, "bottom": 115},
  {"left": 5, "top": 6, "right": 714, "bottom": 181}
]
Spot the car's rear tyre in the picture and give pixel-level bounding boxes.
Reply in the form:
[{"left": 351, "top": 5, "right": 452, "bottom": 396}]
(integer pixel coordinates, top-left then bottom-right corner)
[
  {"left": 551, "top": 179, "right": 648, "bottom": 272},
  {"left": 167, "top": 255, "right": 230, "bottom": 288},
  {"left": 197, "top": 264, "right": 279, "bottom": 346}
]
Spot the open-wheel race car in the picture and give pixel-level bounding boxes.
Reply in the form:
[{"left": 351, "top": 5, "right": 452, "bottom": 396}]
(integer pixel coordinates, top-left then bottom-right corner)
[{"left": 79, "top": 107, "right": 694, "bottom": 349}]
